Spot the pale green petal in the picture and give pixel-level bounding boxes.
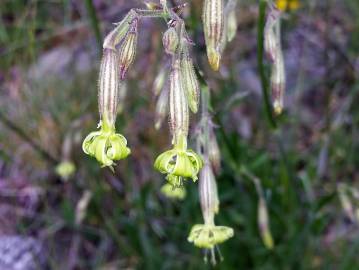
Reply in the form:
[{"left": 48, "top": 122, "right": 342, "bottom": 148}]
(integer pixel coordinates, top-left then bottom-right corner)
[
  {"left": 188, "top": 224, "right": 234, "bottom": 249},
  {"left": 160, "top": 183, "right": 186, "bottom": 200},
  {"left": 94, "top": 136, "right": 113, "bottom": 167},
  {"left": 82, "top": 131, "right": 101, "bottom": 155}
]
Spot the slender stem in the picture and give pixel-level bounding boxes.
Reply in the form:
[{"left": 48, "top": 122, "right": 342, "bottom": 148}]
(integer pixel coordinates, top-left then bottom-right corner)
[
  {"left": 134, "top": 9, "right": 167, "bottom": 18},
  {"left": 257, "top": 0, "right": 277, "bottom": 129},
  {"left": 84, "top": 0, "right": 102, "bottom": 54}
]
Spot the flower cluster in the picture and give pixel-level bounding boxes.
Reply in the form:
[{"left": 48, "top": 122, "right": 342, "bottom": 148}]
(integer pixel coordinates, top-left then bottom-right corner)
[{"left": 82, "top": 1, "right": 240, "bottom": 263}]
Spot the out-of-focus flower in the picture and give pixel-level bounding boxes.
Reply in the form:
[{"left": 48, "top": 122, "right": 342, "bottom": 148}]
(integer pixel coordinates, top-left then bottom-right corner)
[
  {"left": 188, "top": 224, "right": 233, "bottom": 249},
  {"left": 155, "top": 83, "right": 169, "bottom": 130},
  {"left": 55, "top": 161, "right": 76, "bottom": 180},
  {"left": 258, "top": 198, "right": 274, "bottom": 249},
  {"left": 153, "top": 66, "right": 168, "bottom": 96},
  {"left": 161, "top": 183, "right": 186, "bottom": 200},
  {"left": 275, "top": 0, "right": 300, "bottom": 12},
  {"left": 226, "top": 0, "right": 237, "bottom": 42}
]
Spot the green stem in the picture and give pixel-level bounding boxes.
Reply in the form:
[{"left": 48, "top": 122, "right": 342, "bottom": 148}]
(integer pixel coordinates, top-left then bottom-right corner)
[
  {"left": 84, "top": 0, "right": 102, "bottom": 54},
  {"left": 257, "top": 0, "right": 277, "bottom": 129}
]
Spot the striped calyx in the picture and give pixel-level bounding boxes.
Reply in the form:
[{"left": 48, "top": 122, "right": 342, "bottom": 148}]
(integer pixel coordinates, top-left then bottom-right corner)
[
  {"left": 199, "top": 161, "right": 219, "bottom": 225},
  {"left": 169, "top": 60, "right": 189, "bottom": 144},
  {"left": 181, "top": 45, "right": 200, "bottom": 113},
  {"left": 264, "top": 5, "right": 286, "bottom": 115},
  {"left": 264, "top": 7, "right": 280, "bottom": 62},
  {"left": 271, "top": 50, "right": 285, "bottom": 115},
  {"left": 98, "top": 49, "right": 119, "bottom": 127},
  {"left": 155, "top": 82, "right": 169, "bottom": 130},
  {"left": 163, "top": 27, "right": 179, "bottom": 55},
  {"left": 82, "top": 48, "right": 131, "bottom": 168},
  {"left": 203, "top": 0, "right": 225, "bottom": 71},
  {"left": 118, "top": 19, "right": 138, "bottom": 80}
]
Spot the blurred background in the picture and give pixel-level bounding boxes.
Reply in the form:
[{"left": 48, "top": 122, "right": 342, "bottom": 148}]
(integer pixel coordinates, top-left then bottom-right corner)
[{"left": 1, "top": 0, "right": 359, "bottom": 269}]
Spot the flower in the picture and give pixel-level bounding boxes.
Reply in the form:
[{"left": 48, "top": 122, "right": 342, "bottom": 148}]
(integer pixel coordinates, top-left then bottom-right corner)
[
  {"left": 160, "top": 183, "right": 186, "bottom": 200},
  {"left": 82, "top": 120, "right": 130, "bottom": 168},
  {"left": 83, "top": 48, "right": 130, "bottom": 168},
  {"left": 188, "top": 160, "right": 233, "bottom": 264},
  {"left": 188, "top": 224, "right": 233, "bottom": 249},
  {"left": 154, "top": 135, "right": 203, "bottom": 186},
  {"left": 275, "top": 0, "right": 300, "bottom": 12},
  {"left": 55, "top": 161, "right": 76, "bottom": 180}
]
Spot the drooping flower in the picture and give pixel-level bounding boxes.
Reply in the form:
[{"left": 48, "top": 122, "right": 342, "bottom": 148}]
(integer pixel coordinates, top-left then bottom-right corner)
[
  {"left": 82, "top": 49, "right": 130, "bottom": 168},
  {"left": 160, "top": 183, "right": 186, "bottom": 200},
  {"left": 188, "top": 224, "right": 233, "bottom": 249},
  {"left": 188, "top": 161, "right": 233, "bottom": 264},
  {"left": 154, "top": 60, "right": 203, "bottom": 186},
  {"left": 154, "top": 134, "right": 203, "bottom": 187}
]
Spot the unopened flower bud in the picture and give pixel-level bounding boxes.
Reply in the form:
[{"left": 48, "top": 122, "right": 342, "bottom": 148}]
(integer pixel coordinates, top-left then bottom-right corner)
[
  {"left": 264, "top": 7, "right": 280, "bottom": 62},
  {"left": 271, "top": 52, "right": 285, "bottom": 115},
  {"left": 200, "top": 161, "right": 219, "bottom": 225},
  {"left": 161, "top": 183, "right": 186, "bottom": 200},
  {"left": 338, "top": 184, "right": 355, "bottom": 222},
  {"left": 118, "top": 19, "right": 138, "bottom": 80},
  {"left": 163, "top": 27, "right": 179, "bottom": 55},
  {"left": 203, "top": 0, "right": 225, "bottom": 71},
  {"left": 98, "top": 49, "right": 119, "bottom": 126},
  {"left": 117, "top": 81, "right": 127, "bottom": 115},
  {"left": 103, "top": 10, "right": 136, "bottom": 51},
  {"left": 276, "top": 0, "right": 300, "bottom": 12},
  {"left": 208, "top": 130, "right": 221, "bottom": 174},
  {"left": 169, "top": 60, "right": 189, "bottom": 144},
  {"left": 226, "top": 5, "right": 237, "bottom": 42},
  {"left": 258, "top": 198, "right": 274, "bottom": 250},
  {"left": 153, "top": 66, "right": 167, "bottom": 96},
  {"left": 181, "top": 45, "right": 200, "bottom": 113},
  {"left": 155, "top": 83, "right": 169, "bottom": 130}
]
